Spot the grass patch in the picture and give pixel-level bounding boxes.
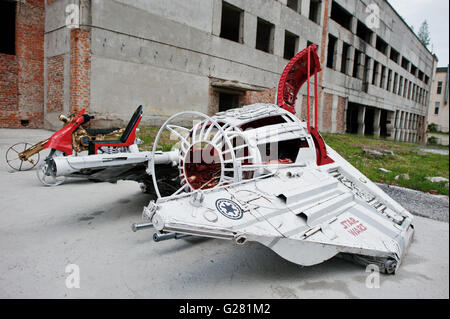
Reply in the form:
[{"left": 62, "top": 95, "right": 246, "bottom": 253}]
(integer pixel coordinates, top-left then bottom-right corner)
[
  {"left": 137, "top": 126, "right": 175, "bottom": 151},
  {"left": 322, "top": 133, "right": 449, "bottom": 195}
]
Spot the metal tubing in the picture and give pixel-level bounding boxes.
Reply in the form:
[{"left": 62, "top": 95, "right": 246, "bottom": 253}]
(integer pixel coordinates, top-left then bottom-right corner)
[
  {"left": 153, "top": 232, "right": 190, "bottom": 242},
  {"left": 131, "top": 222, "right": 153, "bottom": 232}
]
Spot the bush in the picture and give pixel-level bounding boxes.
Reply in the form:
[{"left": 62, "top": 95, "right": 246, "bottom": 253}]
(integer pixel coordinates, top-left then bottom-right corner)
[
  {"left": 427, "top": 136, "right": 438, "bottom": 144},
  {"left": 427, "top": 123, "right": 438, "bottom": 133}
]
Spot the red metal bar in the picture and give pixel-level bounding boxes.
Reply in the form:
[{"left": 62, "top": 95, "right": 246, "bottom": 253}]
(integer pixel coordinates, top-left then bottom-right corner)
[
  {"left": 307, "top": 46, "right": 311, "bottom": 134},
  {"left": 314, "top": 70, "right": 318, "bottom": 129}
]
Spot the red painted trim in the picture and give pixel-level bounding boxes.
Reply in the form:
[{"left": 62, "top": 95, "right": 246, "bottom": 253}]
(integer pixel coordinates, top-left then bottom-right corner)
[
  {"left": 44, "top": 109, "right": 86, "bottom": 155},
  {"left": 310, "top": 127, "right": 334, "bottom": 166},
  {"left": 276, "top": 44, "right": 322, "bottom": 115}
]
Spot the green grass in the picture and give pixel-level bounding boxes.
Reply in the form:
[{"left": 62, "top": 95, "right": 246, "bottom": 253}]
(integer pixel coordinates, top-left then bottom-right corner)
[
  {"left": 137, "top": 125, "right": 449, "bottom": 195},
  {"left": 137, "top": 126, "right": 175, "bottom": 152},
  {"left": 322, "top": 133, "right": 449, "bottom": 195}
]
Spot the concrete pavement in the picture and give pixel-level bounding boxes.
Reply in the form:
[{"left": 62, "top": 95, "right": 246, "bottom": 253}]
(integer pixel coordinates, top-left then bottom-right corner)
[{"left": 0, "top": 129, "right": 448, "bottom": 298}]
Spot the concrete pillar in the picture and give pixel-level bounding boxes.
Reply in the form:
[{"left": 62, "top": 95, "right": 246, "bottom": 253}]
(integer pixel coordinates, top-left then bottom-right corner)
[
  {"left": 358, "top": 53, "right": 366, "bottom": 80},
  {"left": 335, "top": 40, "right": 343, "bottom": 74},
  {"left": 273, "top": 26, "right": 284, "bottom": 57},
  {"left": 347, "top": 46, "right": 355, "bottom": 78},
  {"left": 301, "top": 0, "right": 311, "bottom": 19},
  {"left": 373, "top": 108, "right": 381, "bottom": 136},
  {"left": 243, "top": 12, "right": 257, "bottom": 48},
  {"left": 357, "top": 106, "right": 366, "bottom": 135},
  {"left": 373, "top": 62, "right": 381, "bottom": 86},
  {"left": 386, "top": 111, "right": 394, "bottom": 140},
  {"left": 351, "top": 17, "right": 358, "bottom": 34},
  {"left": 211, "top": 0, "right": 222, "bottom": 36}
]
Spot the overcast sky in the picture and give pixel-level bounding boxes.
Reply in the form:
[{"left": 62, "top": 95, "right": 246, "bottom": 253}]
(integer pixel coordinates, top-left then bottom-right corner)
[{"left": 389, "top": 0, "right": 449, "bottom": 67}]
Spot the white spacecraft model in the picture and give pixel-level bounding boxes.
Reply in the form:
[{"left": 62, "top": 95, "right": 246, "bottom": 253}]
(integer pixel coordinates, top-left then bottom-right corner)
[{"left": 131, "top": 45, "right": 414, "bottom": 274}]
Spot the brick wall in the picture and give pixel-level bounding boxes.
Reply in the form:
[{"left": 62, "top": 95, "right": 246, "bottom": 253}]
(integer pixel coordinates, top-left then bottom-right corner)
[
  {"left": 0, "top": 0, "right": 44, "bottom": 128},
  {"left": 242, "top": 88, "right": 276, "bottom": 106},
  {"left": 0, "top": 54, "right": 18, "bottom": 112},
  {"left": 300, "top": 95, "right": 309, "bottom": 121},
  {"left": 46, "top": 55, "right": 64, "bottom": 112},
  {"left": 336, "top": 96, "right": 346, "bottom": 133},
  {"left": 321, "top": 93, "right": 333, "bottom": 131},
  {"left": 70, "top": 29, "right": 91, "bottom": 112}
]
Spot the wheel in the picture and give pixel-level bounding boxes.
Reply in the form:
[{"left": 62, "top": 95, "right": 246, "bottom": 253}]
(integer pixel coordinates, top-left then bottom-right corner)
[
  {"left": 36, "top": 150, "right": 67, "bottom": 186},
  {"left": 5, "top": 142, "right": 40, "bottom": 171}
]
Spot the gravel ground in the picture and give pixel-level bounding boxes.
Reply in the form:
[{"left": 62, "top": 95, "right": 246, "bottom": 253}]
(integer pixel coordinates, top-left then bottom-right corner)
[
  {"left": 419, "top": 148, "right": 449, "bottom": 155},
  {"left": 377, "top": 183, "right": 449, "bottom": 222}
]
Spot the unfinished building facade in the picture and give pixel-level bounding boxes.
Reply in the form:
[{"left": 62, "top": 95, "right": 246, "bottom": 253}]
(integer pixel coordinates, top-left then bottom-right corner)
[{"left": 0, "top": 0, "right": 436, "bottom": 142}]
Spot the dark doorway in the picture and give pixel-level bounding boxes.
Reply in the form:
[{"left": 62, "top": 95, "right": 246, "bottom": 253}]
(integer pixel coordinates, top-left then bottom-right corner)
[
  {"left": 346, "top": 103, "right": 359, "bottom": 134},
  {"left": 219, "top": 92, "right": 240, "bottom": 112},
  {"left": 364, "top": 107, "right": 374, "bottom": 135},
  {"left": 380, "top": 110, "right": 388, "bottom": 137}
]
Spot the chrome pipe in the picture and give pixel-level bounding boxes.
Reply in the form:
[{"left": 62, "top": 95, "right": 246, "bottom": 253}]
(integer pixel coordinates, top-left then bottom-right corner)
[
  {"left": 131, "top": 222, "right": 153, "bottom": 232},
  {"left": 153, "top": 232, "right": 190, "bottom": 242}
]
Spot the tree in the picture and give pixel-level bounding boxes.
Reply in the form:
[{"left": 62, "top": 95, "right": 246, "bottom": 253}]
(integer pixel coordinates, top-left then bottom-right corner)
[{"left": 418, "top": 20, "right": 431, "bottom": 47}]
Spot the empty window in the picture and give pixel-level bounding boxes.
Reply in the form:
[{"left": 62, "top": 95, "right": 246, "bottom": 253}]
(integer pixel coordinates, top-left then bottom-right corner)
[
  {"left": 356, "top": 20, "right": 372, "bottom": 43},
  {"left": 362, "top": 56, "right": 371, "bottom": 92},
  {"left": 287, "top": 0, "right": 300, "bottom": 13},
  {"left": 284, "top": 31, "right": 298, "bottom": 60},
  {"left": 330, "top": 1, "right": 352, "bottom": 31},
  {"left": 372, "top": 60, "right": 379, "bottom": 85},
  {"left": 379, "top": 65, "right": 386, "bottom": 88},
  {"left": 435, "top": 102, "right": 440, "bottom": 114},
  {"left": 327, "top": 34, "right": 337, "bottom": 69},
  {"left": 256, "top": 18, "right": 274, "bottom": 53},
  {"left": 309, "top": 0, "right": 322, "bottom": 24},
  {"left": 410, "top": 64, "right": 417, "bottom": 76},
  {"left": 425, "top": 75, "right": 430, "bottom": 85},
  {"left": 352, "top": 49, "right": 362, "bottom": 78},
  {"left": 387, "top": 69, "right": 393, "bottom": 91},
  {"left": 375, "top": 36, "right": 388, "bottom": 55},
  {"left": 219, "top": 92, "right": 240, "bottom": 112},
  {"left": 407, "top": 81, "right": 412, "bottom": 99},
  {"left": 401, "top": 57, "right": 409, "bottom": 70},
  {"left": 341, "top": 42, "right": 350, "bottom": 75},
  {"left": 398, "top": 76, "right": 403, "bottom": 95},
  {"left": 403, "top": 80, "right": 407, "bottom": 98},
  {"left": 0, "top": 0, "right": 16, "bottom": 55},
  {"left": 418, "top": 70, "right": 424, "bottom": 81},
  {"left": 220, "top": 2, "right": 243, "bottom": 43},
  {"left": 390, "top": 48, "right": 400, "bottom": 64},
  {"left": 437, "top": 81, "right": 443, "bottom": 94}
]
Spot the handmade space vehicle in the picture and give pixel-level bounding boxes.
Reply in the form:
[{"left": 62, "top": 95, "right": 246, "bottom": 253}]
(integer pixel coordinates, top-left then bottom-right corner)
[
  {"left": 44, "top": 45, "right": 414, "bottom": 273},
  {"left": 131, "top": 45, "right": 414, "bottom": 274}
]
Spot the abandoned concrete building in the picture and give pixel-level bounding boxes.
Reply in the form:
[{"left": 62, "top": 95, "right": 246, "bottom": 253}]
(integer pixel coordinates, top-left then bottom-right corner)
[
  {"left": 0, "top": 0, "right": 436, "bottom": 143},
  {"left": 427, "top": 66, "right": 449, "bottom": 133}
]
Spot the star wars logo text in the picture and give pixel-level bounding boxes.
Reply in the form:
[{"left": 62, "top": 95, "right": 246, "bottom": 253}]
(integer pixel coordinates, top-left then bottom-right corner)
[{"left": 341, "top": 217, "right": 367, "bottom": 236}]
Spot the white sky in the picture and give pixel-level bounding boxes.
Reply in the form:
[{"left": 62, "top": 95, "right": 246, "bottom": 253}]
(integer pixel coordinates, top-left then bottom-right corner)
[{"left": 389, "top": 0, "right": 449, "bottom": 67}]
